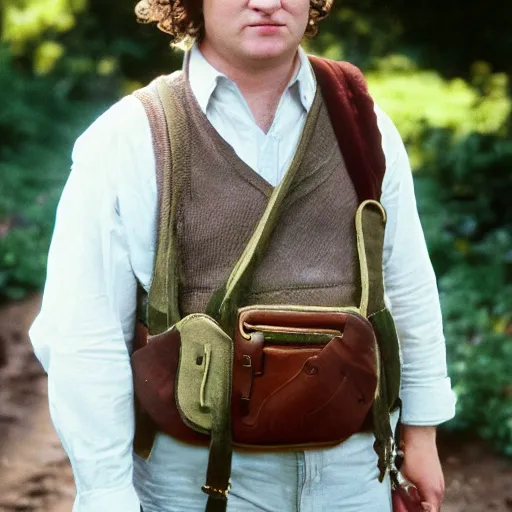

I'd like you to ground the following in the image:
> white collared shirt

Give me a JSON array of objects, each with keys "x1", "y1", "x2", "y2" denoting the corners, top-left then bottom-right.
[
  {"x1": 29, "y1": 44, "x2": 455, "y2": 512},
  {"x1": 188, "y1": 45, "x2": 316, "y2": 185}
]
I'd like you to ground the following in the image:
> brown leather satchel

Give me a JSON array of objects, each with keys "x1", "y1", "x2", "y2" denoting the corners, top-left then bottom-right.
[
  {"x1": 231, "y1": 305, "x2": 378, "y2": 448},
  {"x1": 132, "y1": 322, "x2": 208, "y2": 445},
  {"x1": 132, "y1": 306, "x2": 379, "y2": 449},
  {"x1": 132, "y1": 305, "x2": 380, "y2": 512}
]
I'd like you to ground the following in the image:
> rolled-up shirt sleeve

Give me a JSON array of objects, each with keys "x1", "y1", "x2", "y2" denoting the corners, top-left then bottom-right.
[
  {"x1": 376, "y1": 105, "x2": 456, "y2": 426},
  {"x1": 29, "y1": 98, "x2": 146, "y2": 512}
]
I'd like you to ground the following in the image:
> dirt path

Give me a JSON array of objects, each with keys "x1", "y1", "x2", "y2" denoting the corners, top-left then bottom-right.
[
  {"x1": 0, "y1": 295, "x2": 74, "y2": 512},
  {"x1": 0, "y1": 295, "x2": 511, "y2": 511},
  {"x1": 440, "y1": 434, "x2": 512, "y2": 512}
]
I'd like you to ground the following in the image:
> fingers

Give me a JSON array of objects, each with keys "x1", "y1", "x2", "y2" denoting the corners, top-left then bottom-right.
[{"x1": 420, "y1": 481, "x2": 444, "y2": 512}]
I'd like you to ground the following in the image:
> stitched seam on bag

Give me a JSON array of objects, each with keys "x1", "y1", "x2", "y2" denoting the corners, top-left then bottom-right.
[{"x1": 368, "y1": 306, "x2": 387, "y2": 319}]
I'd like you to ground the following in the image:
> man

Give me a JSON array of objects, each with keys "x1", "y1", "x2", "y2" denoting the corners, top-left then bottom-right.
[{"x1": 29, "y1": 0, "x2": 455, "y2": 511}]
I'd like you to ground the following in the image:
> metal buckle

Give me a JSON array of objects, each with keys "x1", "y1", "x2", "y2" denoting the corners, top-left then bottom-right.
[{"x1": 201, "y1": 481, "x2": 232, "y2": 499}]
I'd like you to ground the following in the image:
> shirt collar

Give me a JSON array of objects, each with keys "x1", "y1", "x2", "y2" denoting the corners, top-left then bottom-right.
[{"x1": 187, "y1": 43, "x2": 317, "y2": 115}]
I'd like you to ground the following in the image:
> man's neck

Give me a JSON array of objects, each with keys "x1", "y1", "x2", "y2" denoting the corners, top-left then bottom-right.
[{"x1": 198, "y1": 43, "x2": 300, "y2": 133}]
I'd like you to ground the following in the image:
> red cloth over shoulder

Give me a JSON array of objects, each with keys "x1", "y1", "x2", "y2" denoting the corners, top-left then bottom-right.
[{"x1": 309, "y1": 56, "x2": 386, "y2": 202}]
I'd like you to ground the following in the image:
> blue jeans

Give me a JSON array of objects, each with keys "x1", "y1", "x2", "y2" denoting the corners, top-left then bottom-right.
[{"x1": 133, "y1": 414, "x2": 398, "y2": 512}]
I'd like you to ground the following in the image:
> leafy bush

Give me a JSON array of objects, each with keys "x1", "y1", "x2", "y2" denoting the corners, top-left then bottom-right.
[
  {"x1": 367, "y1": 65, "x2": 510, "y2": 167},
  {"x1": 0, "y1": 0, "x2": 180, "y2": 302},
  {"x1": 0, "y1": 46, "x2": 104, "y2": 301},
  {"x1": 415, "y1": 128, "x2": 512, "y2": 454}
]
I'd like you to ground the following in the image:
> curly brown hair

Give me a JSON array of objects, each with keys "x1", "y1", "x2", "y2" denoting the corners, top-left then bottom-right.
[{"x1": 135, "y1": 0, "x2": 333, "y2": 46}]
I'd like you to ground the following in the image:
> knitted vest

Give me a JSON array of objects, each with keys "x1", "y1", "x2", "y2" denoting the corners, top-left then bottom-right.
[
  {"x1": 133, "y1": 57, "x2": 401, "y2": 477},
  {"x1": 148, "y1": 72, "x2": 360, "y2": 318}
]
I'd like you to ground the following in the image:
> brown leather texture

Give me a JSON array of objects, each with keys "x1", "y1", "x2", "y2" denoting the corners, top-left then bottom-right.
[
  {"x1": 132, "y1": 309, "x2": 379, "y2": 450},
  {"x1": 131, "y1": 321, "x2": 208, "y2": 445},
  {"x1": 231, "y1": 309, "x2": 378, "y2": 448}
]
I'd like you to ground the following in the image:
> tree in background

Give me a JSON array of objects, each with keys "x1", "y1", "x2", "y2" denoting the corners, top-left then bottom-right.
[{"x1": 1, "y1": 0, "x2": 511, "y2": 455}]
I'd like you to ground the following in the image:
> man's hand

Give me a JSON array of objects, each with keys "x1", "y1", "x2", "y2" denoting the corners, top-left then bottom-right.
[{"x1": 400, "y1": 425, "x2": 445, "y2": 512}]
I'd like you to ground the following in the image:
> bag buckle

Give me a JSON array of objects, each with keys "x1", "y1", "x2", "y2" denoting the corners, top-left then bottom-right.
[{"x1": 201, "y1": 481, "x2": 232, "y2": 499}]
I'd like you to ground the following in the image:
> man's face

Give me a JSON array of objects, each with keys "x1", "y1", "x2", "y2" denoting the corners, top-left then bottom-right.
[{"x1": 201, "y1": 0, "x2": 310, "y2": 64}]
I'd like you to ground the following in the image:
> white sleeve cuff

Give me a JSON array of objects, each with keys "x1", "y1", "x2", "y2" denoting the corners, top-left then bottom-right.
[
  {"x1": 400, "y1": 377, "x2": 456, "y2": 426},
  {"x1": 73, "y1": 484, "x2": 140, "y2": 512}
]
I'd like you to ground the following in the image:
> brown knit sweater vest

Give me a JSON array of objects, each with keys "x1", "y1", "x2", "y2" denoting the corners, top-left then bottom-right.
[{"x1": 150, "y1": 72, "x2": 360, "y2": 319}]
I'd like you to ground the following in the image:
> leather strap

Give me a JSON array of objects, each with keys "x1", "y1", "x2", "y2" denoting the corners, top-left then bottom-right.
[
  {"x1": 174, "y1": 314, "x2": 234, "y2": 510},
  {"x1": 355, "y1": 202, "x2": 394, "y2": 479},
  {"x1": 203, "y1": 403, "x2": 232, "y2": 512}
]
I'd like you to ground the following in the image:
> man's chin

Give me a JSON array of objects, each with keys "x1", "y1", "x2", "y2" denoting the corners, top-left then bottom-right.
[{"x1": 240, "y1": 40, "x2": 292, "y2": 62}]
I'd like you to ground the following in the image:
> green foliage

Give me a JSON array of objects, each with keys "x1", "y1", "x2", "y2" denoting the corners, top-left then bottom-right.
[
  {"x1": 2, "y1": 0, "x2": 87, "y2": 53},
  {"x1": 0, "y1": 0, "x2": 180, "y2": 302},
  {"x1": 369, "y1": 69, "x2": 510, "y2": 136},
  {"x1": 313, "y1": 1, "x2": 512, "y2": 81},
  {"x1": 367, "y1": 67, "x2": 510, "y2": 167},
  {"x1": 0, "y1": 46, "x2": 106, "y2": 300},
  {"x1": 307, "y1": 6, "x2": 401, "y2": 65},
  {"x1": 415, "y1": 129, "x2": 512, "y2": 454}
]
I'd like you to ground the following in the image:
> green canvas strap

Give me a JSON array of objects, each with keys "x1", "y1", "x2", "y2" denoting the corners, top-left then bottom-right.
[
  {"x1": 159, "y1": 75, "x2": 188, "y2": 330},
  {"x1": 205, "y1": 90, "x2": 323, "y2": 334},
  {"x1": 145, "y1": 75, "x2": 190, "y2": 334},
  {"x1": 148, "y1": 78, "x2": 235, "y2": 509},
  {"x1": 355, "y1": 199, "x2": 387, "y2": 317},
  {"x1": 174, "y1": 314, "x2": 234, "y2": 511},
  {"x1": 354, "y1": 200, "x2": 397, "y2": 479}
]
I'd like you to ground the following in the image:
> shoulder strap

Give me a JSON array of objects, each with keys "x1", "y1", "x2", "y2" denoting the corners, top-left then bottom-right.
[
  {"x1": 133, "y1": 74, "x2": 185, "y2": 334},
  {"x1": 308, "y1": 56, "x2": 386, "y2": 202},
  {"x1": 131, "y1": 80, "x2": 173, "y2": 460},
  {"x1": 309, "y1": 58, "x2": 396, "y2": 480},
  {"x1": 205, "y1": 91, "x2": 323, "y2": 333},
  {"x1": 132, "y1": 78, "x2": 172, "y2": 333},
  {"x1": 133, "y1": 79, "x2": 171, "y2": 221}
]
